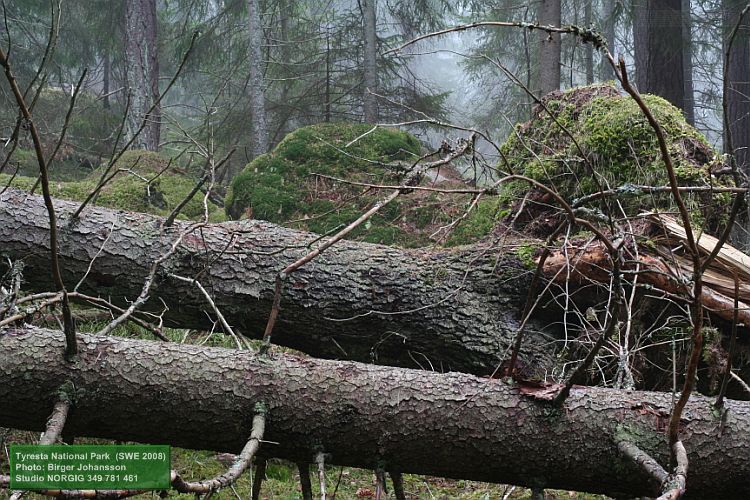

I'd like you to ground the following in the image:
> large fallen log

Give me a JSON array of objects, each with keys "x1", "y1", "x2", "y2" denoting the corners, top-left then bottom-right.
[
  {"x1": 0, "y1": 327, "x2": 748, "y2": 499},
  {"x1": 0, "y1": 188, "x2": 555, "y2": 375}
]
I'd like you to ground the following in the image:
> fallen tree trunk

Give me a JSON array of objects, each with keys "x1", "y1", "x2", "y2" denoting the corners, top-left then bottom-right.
[
  {"x1": 0, "y1": 327, "x2": 748, "y2": 499},
  {"x1": 0, "y1": 188, "x2": 556, "y2": 375}
]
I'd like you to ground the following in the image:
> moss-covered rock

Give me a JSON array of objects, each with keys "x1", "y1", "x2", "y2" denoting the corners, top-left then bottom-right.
[
  {"x1": 226, "y1": 123, "x2": 495, "y2": 247},
  {"x1": 499, "y1": 84, "x2": 732, "y2": 234},
  {"x1": 0, "y1": 150, "x2": 226, "y2": 222}
]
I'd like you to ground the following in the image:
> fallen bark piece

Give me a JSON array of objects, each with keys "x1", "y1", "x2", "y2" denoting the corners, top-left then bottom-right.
[
  {"x1": 0, "y1": 188, "x2": 554, "y2": 375},
  {"x1": 0, "y1": 328, "x2": 748, "y2": 499}
]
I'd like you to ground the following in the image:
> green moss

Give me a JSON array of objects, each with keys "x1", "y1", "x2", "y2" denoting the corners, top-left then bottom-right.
[
  {"x1": 499, "y1": 84, "x2": 732, "y2": 232},
  {"x1": 0, "y1": 149, "x2": 227, "y2": 222},
  {"x1": 227, "y1": 123, "x2": 443, "y2": 246},
  {"x1": 516, "y1": 245, "x2": 538, "y2": 269},
  {"x1": 445, "y1": 198, "x2": 503, "y2": 246}
]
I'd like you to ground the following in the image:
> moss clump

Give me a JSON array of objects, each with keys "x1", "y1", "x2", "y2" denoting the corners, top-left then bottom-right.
[
  {"x1": 226, "y1": 123, "x2": 420, "y2": 220},
  {"x1": 0, "y1": 149, "x2": 226, "y2": 222},
  {"x1": 499, "y1": 84, "x2": 732, "y2": 234},
  {"x1": 227, "y1": 123, "x2": 492, "y2": 247},
  {"x1": 516, "y1": 244, "x2": 537, "y2": 269}
]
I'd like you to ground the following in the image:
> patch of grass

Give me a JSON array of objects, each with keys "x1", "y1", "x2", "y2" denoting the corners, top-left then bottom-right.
[
  {"x1": 0, "y1": 149, "x2": 226, "y2": 222},
  {"x1": 445, "y1": 198, "x2": 503, "y2": 246}
]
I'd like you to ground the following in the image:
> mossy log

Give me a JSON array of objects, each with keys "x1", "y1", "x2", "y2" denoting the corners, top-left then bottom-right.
[
  {"x1": 0, "y1": 328, "x2": 748, "y2": 499},
  {"x1": 0, "y1": 188, "x2": 555, "y2": 375}
]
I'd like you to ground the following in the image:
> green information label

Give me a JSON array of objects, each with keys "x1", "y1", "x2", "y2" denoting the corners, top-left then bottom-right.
[{"x1": 10, "y1": 445, "x2": 170, "y2": 490}]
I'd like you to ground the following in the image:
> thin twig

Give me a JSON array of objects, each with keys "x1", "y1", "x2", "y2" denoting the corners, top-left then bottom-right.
[
  {"x1": 0, "y1": 41, "x2": 76, "y2": 359},
  {"x1": 261, "y1": 135, "x2": 476, "y2": 347},
  {"x1": 715, "y1": 270, "x2": 739, "y2": 408},
  {"x1": 169, "y1": 273, "x2": 249, "y2": 350},
  {"x1": 72, "y1": 31, "x2": 199, "y2": 219},
  {"x1": 613, "y1": 56, "x2": 703, "y2": 469},
  {"x1": 553, "y1": 256, "x2": 622, "y2": 406},
  {"x1": 163, "y1": 148, "x2": 235, "y2": 228}
]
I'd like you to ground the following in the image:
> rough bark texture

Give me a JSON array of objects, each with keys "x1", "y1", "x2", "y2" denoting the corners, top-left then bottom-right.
[
  {"x1": 0, "y1": 189, "x2": 556, "y2": 376},
  {"x1": 247, "y1": 0, "x2": 269, "y2": 157},
  {"x1": 0, "y1": 328, "x2": 748, "y2": 499},
  {"x1": 362, "y1": 0, "x2": 378, "y2": 123},
  {"x1": 633, "y1": 0, "x2": 686, "y2": 113},
  {"x1": 537, "y1": 0, "x2": 561, "y2": 96},
  {"x1": 124, "y1": 0, "x2": 160, "y2": 151},
  {"x1": 600, "y1": 0, "x2": 616, "y2": 80},
  {"x1": 724, "y1": 0, "x2": 750, "y2": 172},
  {"x1": 681, "y1": 0, "x2": 695, "y2": 125},
  {"x1": 584, "y1": 0, "x2": 594, "y2": 85}
]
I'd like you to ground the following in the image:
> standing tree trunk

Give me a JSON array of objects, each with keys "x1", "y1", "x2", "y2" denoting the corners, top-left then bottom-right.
[
  {"x1": 362, "y1": 0, "x2": 378, "y2": 123},
  {"x1": 102, "y1": 52, "x2": 111, "y2": 109},
  {"x1": 584, "y1": 0, "x2": 594, "y2": 84},
  {"x1": 724, "y1": 0, "x2": 750, "y2": 173},
  {"x1": 633, "y1": 0, "x2": 686, "y2": 113},
  {"x1": 124, "y1": 0, "x2": 160, "y2": 151},
  {"x1": 248, "y1": 0, "x2": 269, "y2": 158},
  {"x1": 682, "y1": 0, "x2": 695, "y2": 125},
  {"x1": 538, "y1": 0, "x2": 561, "y2": 96},
  {"x1": 325, "y1": 26, "x2": 332, "y2": 122},
  {"x1": 600, "y1": 0, "x2": 616, "y2": 80}
]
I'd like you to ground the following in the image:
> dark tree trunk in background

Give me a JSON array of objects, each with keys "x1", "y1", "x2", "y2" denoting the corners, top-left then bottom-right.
[
  {"x1": 0, "y1": 189, "x2": 557, "y2": 376},
  {"x1": 247, "y1": 0, "x2": 269, "y2": 157},
  {"x1": 724, "y1": 0, "x2": 750, "y2": 172},
  {"x1": 1, "y1": 329, "x2": 748, "y2": 499},
  {"x1": 682, "y1": 0, "x2": 695, "y2": 125},
  {"x1": 124, "y1": 0, "x2": 160, "y2": 151},
  {"x1": 538, "y1": 0, "x2": 561, "y2": 95},
  {"x1": 362, "y1": 0, "x2": 378, "y2": 123},
  {"x1": 633, "y1": 0, "x2": 686, "y2": 113}
]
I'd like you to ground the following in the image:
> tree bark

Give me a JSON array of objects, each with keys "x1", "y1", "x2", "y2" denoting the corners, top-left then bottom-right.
[
  {"x1": 724, "y1": 0, "x2": 750, "y2": 173},
  {"x1": 247, "y1": 0, "x2": 269, "y2": 157},
  {"x1": 584, "y1": 0, "x2": 594, "y2": 85},
  {"x1": 0, "y1": 188, "x2": 556, "y2": 376},
  {"x1": 599, "y1": 0, "x2": 616, "y2": 80},
  {"x1": 0, "y1": 328, "x2": 748, "y2": 499},
  {"x1": 124, "y1": 0, "x2": 160, "y2": 151},
  {"x1": 633, "y1": 0, "x2": 686, "y2": 113},
  {"x1": 102, "y1": 52, "x2": 110, "y2": 110},
  {"x1": 537, "y1": 0, "x2": 561, "y2": 96},
  {"x1": 362, "y1": 0, "x2": 378, "y2": 123},
  {"x1": 682, "y1": 0, "x2": 695, "y2": 125}
]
